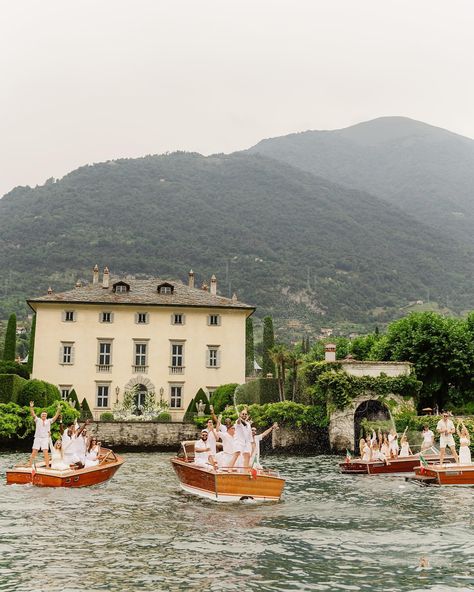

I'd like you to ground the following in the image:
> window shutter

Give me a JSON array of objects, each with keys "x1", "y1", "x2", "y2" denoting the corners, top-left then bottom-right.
[
  {"x1": 61, "y1": 311, "x2": 66, "y2": 322},
  {"x1": 207, "y1": 315, "x2": 210, "y2": 326},
  {"x1": 110, "y1": 312, "x2": 114, "y2": 323},
  {"x1": 216, "y1": 348, "x2": 221, "y2": 368},
  {"x1": 182, "y1": 314, "x2": 186, "y2": 325},
  {"x1": 135, "y1": 313, "x2": 138, "y2": 324},
  {"x1": 71, "y1": 345, "x2": 75, "y2": 365},
  {"x1": 59, "y1": 345, "x2": 64, "y2": 364},
  {"x1": 170, "y1": 314, "x2": 174, "y2": 325},
  {"x1": 206, "y1": 349, "x2": 210, "y2": 367},
  {"x1": 98, "y1": 312, "x2": 102, "y2": 323},
  {"x1": 217, "y1": 315, "x2": 221, "y2": 326}
]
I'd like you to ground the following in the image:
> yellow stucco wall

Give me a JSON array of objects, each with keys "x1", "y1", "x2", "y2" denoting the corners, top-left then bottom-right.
[{"x1": 31, "y1": 303, "x2": 248, "y2": 419}]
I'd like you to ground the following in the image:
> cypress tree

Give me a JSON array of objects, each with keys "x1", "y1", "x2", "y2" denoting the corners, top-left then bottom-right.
[
  {"x1": 68, "y1": 388, "x2": 81, "y2": 410},
  {"x1": 81, "y1": 397, "x2": 93, "y2": 420},
  {"x1": 262, "y1": 316, "x2": 275, "y2": 376},
  {"x1": 301, "y1": 336, "x2": 306, "y2": 354},
  {"x1": 27, "y1": 314, "x2": 36, "y2": 373},
  {"x1": 245, "y1": 317, "x2": 254, "y2": 376},
  {"x1": 184, "y1": 397, "x2": 197, "y2": 421},
  {"x1": 194, "y1": 388, "x2": 210, "y2": 414},
  {"x1": 3, "y1": 314, "x2": 17, "y2": 361},
  {"x1": 305, "y1": 335, "x2": 310, "y2": 354}
]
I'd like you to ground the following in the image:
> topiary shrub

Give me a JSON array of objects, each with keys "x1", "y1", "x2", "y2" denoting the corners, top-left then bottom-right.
[
  {"x1": 81, "y1": 397, "x2": 93, "y2": 420},
  {"x1": 156, "y1": 412, "x2": 171, "y2": 423},
  {"x1": 0, "y1": 361, "x2": 30, "y2": 379},
  {"x1": 0, "y1": 374, "x2": 28, "y2": 403},
  {"x1": 194, "y1": 388, "x2": 210, "y2": 415},
  {"x1": 68, "y1": 388, "x2": 81, "y2": 410},
  {"x1": 100, "y1": 412, "x2": 114, "y2": 422},
  {"x1": 45, "y1": 383, "x2": 61, "y2": 406},
  {"x1": 210, "y1": 383, "x2": 238, "y2": 413},
  {"x1": 17, "y1": 379, "x2": 49, "y2": 407},
  {"x1": 183, "y1": 397, "x2": 197, "y2": 421}
]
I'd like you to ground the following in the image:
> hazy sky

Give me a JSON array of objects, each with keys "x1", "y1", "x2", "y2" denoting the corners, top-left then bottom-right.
[{"x1": 1, "y1": 0, "x2": 473, "y2": 197}]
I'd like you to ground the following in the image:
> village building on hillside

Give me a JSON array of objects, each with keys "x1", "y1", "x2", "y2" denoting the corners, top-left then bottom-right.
[{"x1": 28, "y1": 266, "x2": 254, "y2": 420}]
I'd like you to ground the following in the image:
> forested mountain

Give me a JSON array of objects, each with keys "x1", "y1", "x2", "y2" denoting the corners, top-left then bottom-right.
[
  {"x1": 248, "y1": 117, "x2": 474, "y2": 244},
  {"x1": 1, "y1": 151, "x2": 474, "y2": 334}
]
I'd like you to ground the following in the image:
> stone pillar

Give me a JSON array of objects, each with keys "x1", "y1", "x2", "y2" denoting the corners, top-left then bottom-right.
[
  {"x1": 188, "y1": 269, "x2": 195, "y2": 288},
  {"x1": 325, "y1": 343, "x2": 336, "y2": 362}
]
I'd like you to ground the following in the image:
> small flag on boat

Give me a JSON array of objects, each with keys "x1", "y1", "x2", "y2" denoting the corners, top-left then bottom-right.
[
  {"x1": 345, "y1": 449, "x2": 351, "y2": 463},
  {"x1": 419, "y1": 453, "x2": 428, "y2": 474}
]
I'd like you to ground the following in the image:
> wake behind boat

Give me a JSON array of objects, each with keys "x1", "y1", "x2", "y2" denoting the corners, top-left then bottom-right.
[
  {"x1": 171, "y1": 441, "x2": 285, "y2": 502},
  {"x1": 6, "y1": 448, "x2": 124, "y2": 487}
]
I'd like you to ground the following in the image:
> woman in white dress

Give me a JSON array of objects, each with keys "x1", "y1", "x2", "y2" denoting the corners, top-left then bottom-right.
[
  {"x1": 398, "y1": 434, "x2": 412, "y2": 457},
  {"x1": 457, "y1": 422, "x2": 471, "y2": 465},
  {"x1": 362, "y1": 441, "x2": 371, "y2": 461},
  {"x1": 51, "y1": 440, "x2": 70, "y2": 470},
  {"x1": 388, "y1": 429, "x2": 399, "y2": 459},
  {"x1": 84, "y1": 438, "x2": 101, "y2": 468}
]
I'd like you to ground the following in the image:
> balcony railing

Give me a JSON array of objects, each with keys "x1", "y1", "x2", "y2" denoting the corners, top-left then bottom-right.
[
  {"x1": 132, "y1": 365, "x2": 148, "y2": 374},
  {"x1": 96, "y1": 364, "x2": 112, "y2": 373},
  {"x1": 169, "y1": 366, "x2": 184, "y2": 375}
]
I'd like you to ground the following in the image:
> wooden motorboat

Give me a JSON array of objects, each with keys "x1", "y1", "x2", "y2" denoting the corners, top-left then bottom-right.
[
  {"x1": 171, "y1": 441, "x2": 285, "y2": 502},
  {"x1": 6, "y1": 448, "x2": 124, "y2": 487},
  {"x1": 340, "y1": 448, "x2": 451, "y2": 475},
  {"x1": 409, "y1": 463, "x2": 474, "y2": 486}
]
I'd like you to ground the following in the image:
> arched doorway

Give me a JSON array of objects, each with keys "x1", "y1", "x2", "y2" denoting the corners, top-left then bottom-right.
[
  {"x1": 353, "y1": 399, "x2": 391, "y2": 451},
  {"x1": 134, "y1": 384, "x2": 148, "y2": 415}
]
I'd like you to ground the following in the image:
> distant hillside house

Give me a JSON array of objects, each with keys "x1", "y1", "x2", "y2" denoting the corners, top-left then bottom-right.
[{"x1": 28, "y1": 266, "x2": 254, "y2": 420}]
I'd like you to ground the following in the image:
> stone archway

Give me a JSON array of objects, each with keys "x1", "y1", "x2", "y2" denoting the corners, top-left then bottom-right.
[
  {"x1": 353, "y1": 399, "x2": 390, "y2": 451},
  {"x1": 328, "y1": 393, "x2": 414, "y2": 452},
  {"x1": 124, "y1": 376, "x2": 156, "y2": 393}
]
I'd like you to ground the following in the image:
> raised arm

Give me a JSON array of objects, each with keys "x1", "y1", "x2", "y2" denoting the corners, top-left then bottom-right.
[
  {"x1": 76, "y1": 418, "x2": 90, "y2": 437},
  {"x1": 29, "y1": 401, "x2": 37, "y2": 420},
  {"x1": 51, "y1": 403, "x2": 62, "y2": 424},
  {"x1": 260, "y1": 423, "x2": 279, "y2": 440}
]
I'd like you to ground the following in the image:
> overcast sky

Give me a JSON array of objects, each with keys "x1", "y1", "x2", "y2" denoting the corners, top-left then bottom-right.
[{"x1": 1, "y1": 0, "x2": 473, "y2": 197}]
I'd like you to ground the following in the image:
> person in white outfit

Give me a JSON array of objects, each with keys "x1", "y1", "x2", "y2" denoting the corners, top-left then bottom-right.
[
  {"x1": 421, "y1": 425, "x2": 435, "y2": 451},
  {"x1": 62, "y1": 420, "x2": 90, "y2": 467},
  {"x1": 230, "y1": 408, "x2": 253, "y2": 469},
  {"x1": 29, "y1": 401, "x2": 61, "y2": 468},
  {"x1": 457, "y1": 422, "x2": 471, "y2": 465},
  {"x1": 194, "y1": 430, "x2": 216, "y2": 469},
  {"x1": 388, "y1": 429, "x2": 399, "y2": 459},
  {"x1": 84, "y1": 437, "x2": 101, "y2": 468},
  {"x1": 398, "y1": 434, "x2": 412, "y2": 457},
  {"x1": 215, "y1": 424, "x2": 238, "y2": 469},
  {"x1": 437, "y1": 412, "x2": 459, "y2": 464},
  {"x1": 250, "y1": 423, "x2": 278, "y2": 469},
  {"x1": 51, "y1": 440, "x2": 70, "y2": 470}
]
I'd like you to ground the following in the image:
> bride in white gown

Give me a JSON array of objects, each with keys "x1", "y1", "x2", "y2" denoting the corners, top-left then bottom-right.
[{"x1": 457, "y1": 422, "x2": 471, "y2": 465}]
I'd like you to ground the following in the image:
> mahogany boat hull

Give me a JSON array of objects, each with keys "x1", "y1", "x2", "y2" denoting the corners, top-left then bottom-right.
[
  {"x1": 6, "y1": 450, "x2": 124, "y2": 487},
  {"x1": 340, "y1": 453, "x2": 449, "y2": 475},
  {"x1": 171, "y1": 458, "x2": 285, "y2": 502},
  {"x1": 412, "y1": 464, "x2": 474, "y2": 486}
]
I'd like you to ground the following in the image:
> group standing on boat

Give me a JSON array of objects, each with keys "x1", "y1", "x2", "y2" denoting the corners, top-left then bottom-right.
[{"x1": 194, "y1": 406, "x2": 278, "y2": 472}]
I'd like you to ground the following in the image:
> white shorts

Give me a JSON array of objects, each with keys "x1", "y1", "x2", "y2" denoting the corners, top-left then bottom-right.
[
  {"x1": 234, "y1": 441, "x2": 251, "y2": 454},
  {"x1": 440, "y1": 434, "x2": 455, "y2": 448},
  {"x1": 32, "y1": 437, "x2": 49, "y2": 451}
]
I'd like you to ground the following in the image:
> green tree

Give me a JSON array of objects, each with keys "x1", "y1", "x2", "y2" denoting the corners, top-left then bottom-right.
[
  {"x1": 68, "y1": 388, "x2": 81, "y2": 410},
  {"x1": 286, "y1": 349, "x2": 302, "y2": 401},
  {"x1": 210, "y1": 383, "x2": 238, "y2": 413},
  {"x1": 80, "y1": 397, "x2": 93, "y2": 420},
  {"x1": 245, "y1": 317, "x2": 254, "y2": 377},
  {"x1": 184, "y1": 397, "x2": 197, "y2": 421},
  {"x1": 27, "y1": 314, "x2": 36, "y2": 373},
  {"x1": 194, "y1": 388, "x2": 210, "y2": 414},
  {"x1": 3, "y1": 314, "x2": 17, "y2": 361},
  {"x1": 262, "y1": 316, "x2": 275, "y2": 376},
  {"x1": 270, "y1": 344, "x2": 289, "y2": 402}
]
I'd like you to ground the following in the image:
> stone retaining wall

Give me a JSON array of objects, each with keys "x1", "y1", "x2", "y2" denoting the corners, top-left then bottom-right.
[{"x1": 88, "y1": 421, "x2": 200, "y2": 450}]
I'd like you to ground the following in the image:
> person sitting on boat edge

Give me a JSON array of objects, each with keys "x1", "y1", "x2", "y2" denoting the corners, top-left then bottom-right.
[
  {"x1": 84, "y1": 437, "x2": 101, "y2": 468},
  {"x1": 194, "y1": 430, "x2": 217, "y2": 469},
  {"x1": 28, "y1": 400, "x2": 62, "y2": 468},
  {"x1": 51, "y1": 439, "x2": 70, "y2": 471},
  {"x1": 250, "y1": 423, "x2": 279, "y2": 469},
  {"x1": 437, "y1": 411, "x2": 459, "y2": 465}
]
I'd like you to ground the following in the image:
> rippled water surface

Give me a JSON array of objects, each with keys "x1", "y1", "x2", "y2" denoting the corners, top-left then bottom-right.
[{"x1": 1, "y1": 452, "x2": 474, "y2": 592}]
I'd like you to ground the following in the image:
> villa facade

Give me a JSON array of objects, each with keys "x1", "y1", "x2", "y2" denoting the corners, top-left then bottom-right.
[{"x1": 28, "y1": 266, "x2": 254, "y2": 420}]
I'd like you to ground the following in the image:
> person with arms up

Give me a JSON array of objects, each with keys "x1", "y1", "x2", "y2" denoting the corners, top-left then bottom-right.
[
  {"x1": 29, "y1": 401, "x2": 61, "y2": 468},
  {"x1": 437, "y1": 411, "x2": 459, "y2": 465}
]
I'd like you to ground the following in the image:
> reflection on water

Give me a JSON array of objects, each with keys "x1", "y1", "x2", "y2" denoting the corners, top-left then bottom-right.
[{"x1": 1, "y1": 453, "x2": 474, "y2": 591}]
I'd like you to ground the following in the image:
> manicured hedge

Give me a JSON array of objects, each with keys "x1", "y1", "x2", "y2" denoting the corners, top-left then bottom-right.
[
  {"x1": 0, "y1": 374, "x2": 28, "y2": 404},
  {"x1": 17, "y1": 379, "x2": 61, "y2": 407}
]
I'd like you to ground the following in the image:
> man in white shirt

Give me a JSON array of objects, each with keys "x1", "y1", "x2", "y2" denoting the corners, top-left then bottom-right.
[
  {"x1": 194, "y1": 430, "x2": 216, "y2": 469},
  {"x1": 29, "y1": 400, "x2": 61, "y2": 468},
  {"x1": 215, "y1": 424, "x2": 238, "y2": 469},
  {"x1": 421, "y1": 425, "x2": 435, "y2": 451},
  {"x1": 437, "y1": 412, "x2": 459, "y2": 464}
]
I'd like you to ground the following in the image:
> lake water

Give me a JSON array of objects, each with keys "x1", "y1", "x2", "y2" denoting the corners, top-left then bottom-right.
[{"x1": 1, "y1": 452, "x2": 473, "y2": 592}]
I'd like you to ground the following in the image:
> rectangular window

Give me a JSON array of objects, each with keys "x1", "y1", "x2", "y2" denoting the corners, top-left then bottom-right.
[
  {"x1": 115, "y1": 285, "x2": 127, "y2": 293},
  {"x1": 100, "y1": 312, "x2": 113, "y2": 323},
  {"x1": 98, "y1": 342, "x2": 112, "y2": 365},
  {"x1": 208, "y1": 314, "x2": 221, "y2": 326},
  {"x1": 207, "y1": 346, "x2": 220, "y2": 368},
  {"x1": 170, "y1": 385, "x2": 183, "y2": 409},
  {"x1": 60, "y1": 342, "x2": 74, "y2": 365},
  {"x1": 136, "y1": 312, "x2": 149, "y2": 324},
  {"x1": 59, "y1": 386, "x2": 71, "y2": 401},
  {"x1": 63, "y1": 310, "x2": 75, "y2": 322},
  {"x1": 171, "y1": 343, "x2": 183, "y2": 367},
  {"x1": 172, "y1": 313, "x2": 185, "y2": 325},
  {"x1": 96, "y1": 384, "x2": 110, "y2": 408},
  {"x1": 135, "y1": 343, "x2": 147, "y2": 366}
]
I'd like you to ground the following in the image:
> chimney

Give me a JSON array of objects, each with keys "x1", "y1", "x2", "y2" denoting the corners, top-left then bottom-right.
[
  {"x1": 324, "y1": 343, "x2": 336, "y2": 362},
  {"x1": 188, "y1": 269, "x2": 195, "y2": 289},
  {"x1": 92, "y1": 264, "x2": 99, "y2": 285},
  {"x1": 102, "y1": 267, "x2": 110, "y2": 289},
  {"x1": 75, "y1": 280, "x2": 82, "y2": 288},
  {"x1": 210, "y1": 274, "x2": 217, "y2": 296},
  {"x1": 47, "y1": 286, "x2": 53, "y2": 295},
  {"x1": 201, "y1": 282, "x2": 209, "y2": 292},
  {"x1": 232, "y1": 293, "x2": 238, "y2": 302}
]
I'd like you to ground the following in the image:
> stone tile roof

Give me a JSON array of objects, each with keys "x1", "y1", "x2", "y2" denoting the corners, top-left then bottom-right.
[{"x1": 28, "y1": 277, "x2": 254, "y2": 311}]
